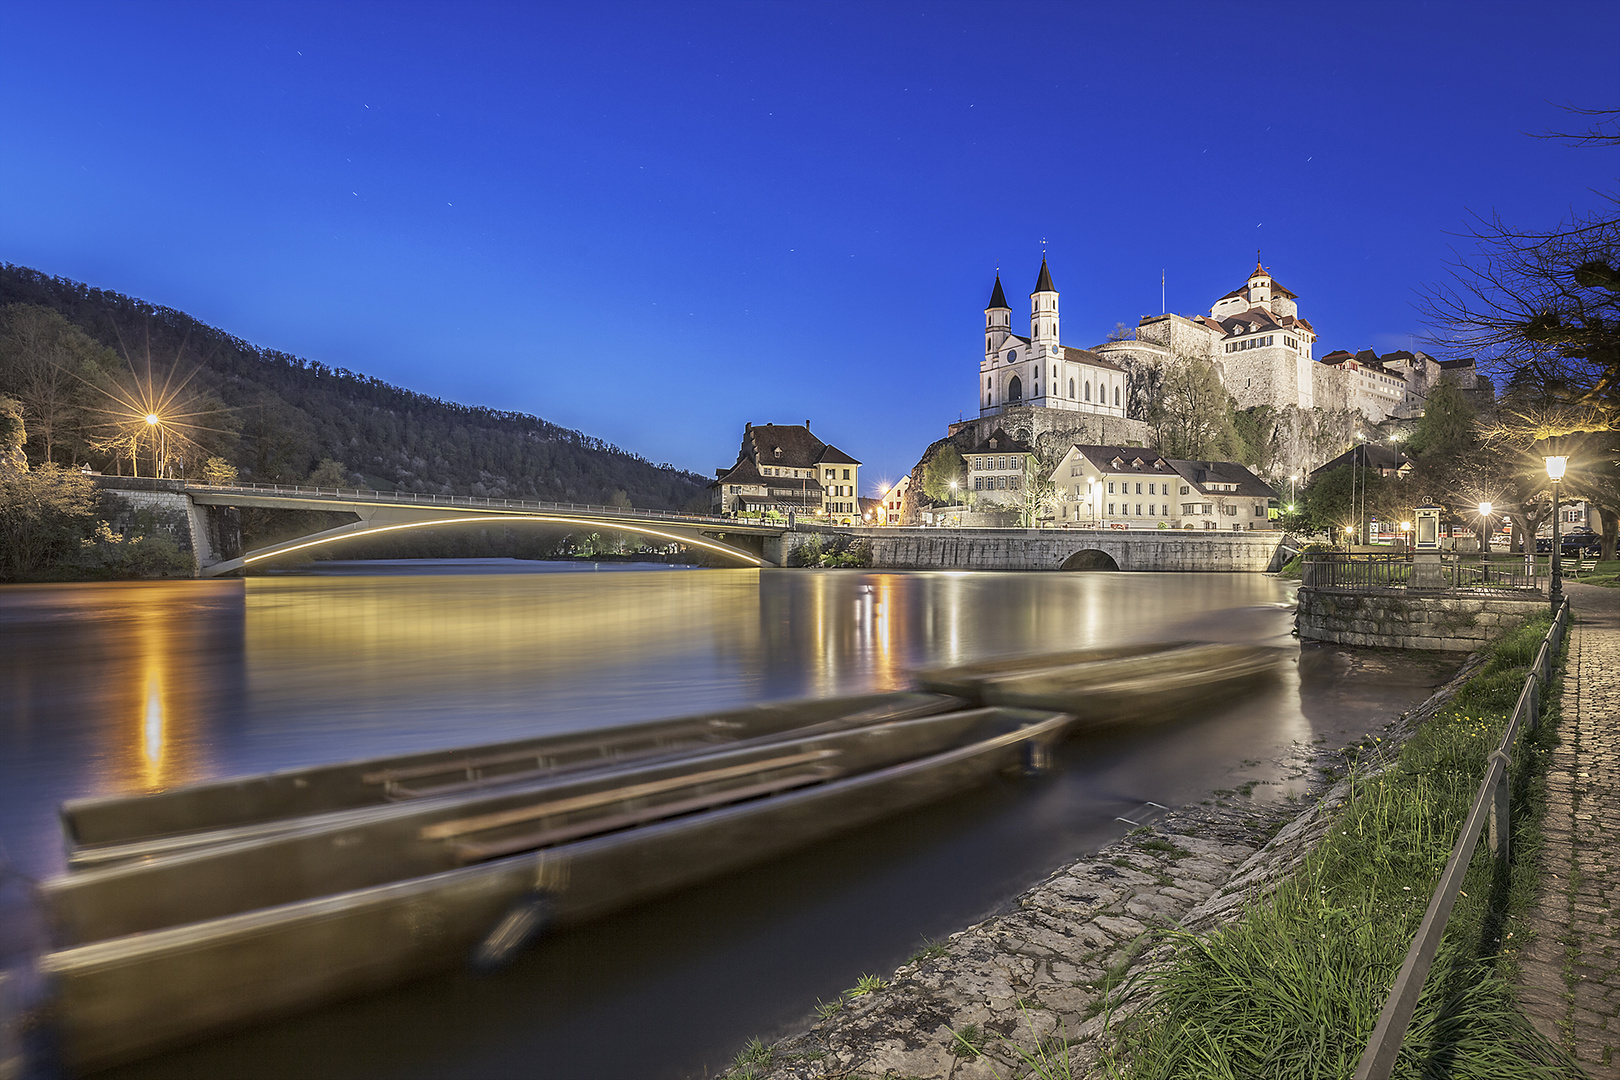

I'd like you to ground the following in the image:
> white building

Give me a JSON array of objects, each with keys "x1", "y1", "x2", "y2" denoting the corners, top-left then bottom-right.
[
  {"x1": 1049, "y1": 445, "x2": 1277, "y2": 531},
  {"x1": 980, "y1": 260, "x2": 1129, "y2": 421}
]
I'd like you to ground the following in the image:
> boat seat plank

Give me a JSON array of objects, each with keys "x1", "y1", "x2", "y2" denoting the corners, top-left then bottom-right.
[
  {"x1": 419, "y1": 749, "x2": 840, "y2": 841},
  {"x1": 360, "y1": 721, "x2": 723, "y2": 788},
  {"x1": 381, "y1": 738, "x2": 727, "y2": 800},
  {"x1": 448, "y1": 767, "x2": 839, "y2": 863}
]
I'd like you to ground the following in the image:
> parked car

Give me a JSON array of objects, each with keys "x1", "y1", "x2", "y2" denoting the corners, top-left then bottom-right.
[{"x1": 1534, "y1": 530, "x2": 1601, "y2": 556}]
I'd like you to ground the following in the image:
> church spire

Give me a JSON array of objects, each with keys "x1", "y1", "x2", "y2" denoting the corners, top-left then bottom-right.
[
  {"x1": 987, "y1": 274, "x2": 1008, "y2": 310},
  {"x1": 1035, "y1": 257, "x2": 1055, "y2": 293}
]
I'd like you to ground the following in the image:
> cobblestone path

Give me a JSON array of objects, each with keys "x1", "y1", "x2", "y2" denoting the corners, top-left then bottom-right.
[{"x1": 1520, "y1": 582, "x2": 1620, "y2": 1076}]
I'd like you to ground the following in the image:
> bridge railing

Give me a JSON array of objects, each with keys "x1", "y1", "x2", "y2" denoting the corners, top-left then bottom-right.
[
  {"x1": 1302, "y1": 552, "x2": 1546, "y2": 595},
  {"x1": 147, "y1": 478, "x2": 753, "y2": 530}
]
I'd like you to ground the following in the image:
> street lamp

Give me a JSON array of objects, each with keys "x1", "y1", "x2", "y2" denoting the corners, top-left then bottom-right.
[
  {"x1": 1400, "y1": 520, "x2": 1412, "y2": 552},
  {"x1": 1547, "y1": 448, "x2": 1568, "y2": 611},
  {"x1": 1478, "y1": 502, "x2": 1493, "y2": 565},
  {"x1": 1344, "y1": 524, "x2": 1354, "y2": 553},
  {"x1": 144, "y1": 412, "x2": 165, "y2": 479}
]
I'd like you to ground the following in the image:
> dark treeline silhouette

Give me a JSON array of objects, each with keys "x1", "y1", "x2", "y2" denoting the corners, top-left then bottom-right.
[{"x1": 0, "y1": 265, "x2": 711, "y2": 510}]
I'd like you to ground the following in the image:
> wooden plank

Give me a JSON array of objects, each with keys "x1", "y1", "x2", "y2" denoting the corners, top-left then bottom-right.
[
  {"x1": 448, "y1": 768, "x2": 838, "y2": 863},
  {"x1": 418, "y1": 749, "x2": 839, "y2": 841},
  {"x1": 360, "y1": 720, "x2": 720, "y2": 786}
]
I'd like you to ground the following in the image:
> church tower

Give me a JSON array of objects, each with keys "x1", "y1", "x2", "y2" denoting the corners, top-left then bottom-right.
[
  {"x1": 984, "y1": 274, "x2": 1011, "y2": 358},
  {"x1": 1030, "y1": 257, "x2": 1059, "y2": 353}
]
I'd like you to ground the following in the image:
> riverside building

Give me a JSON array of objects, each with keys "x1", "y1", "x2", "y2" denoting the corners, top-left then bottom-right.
[{"x1": 709, "y1": 422, "x2": 862, "y2": 524}]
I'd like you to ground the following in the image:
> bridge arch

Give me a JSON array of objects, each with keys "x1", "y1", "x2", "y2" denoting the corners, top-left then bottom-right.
[
  {"x1": 1059, "y1": 548, "x2": 1120, "y2": 571},
  {"x1": 204, "y1": 513, "x2": 768, "y2": 577}
]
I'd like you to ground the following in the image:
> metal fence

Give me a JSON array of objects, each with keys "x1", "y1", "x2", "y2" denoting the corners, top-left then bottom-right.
[
  {"x1": 1352, "y1": 597, "x2": 1570, "y2": 1080},
  {"x1": 1302, "y1": 552, "x2": 1547, "y2": 595}
]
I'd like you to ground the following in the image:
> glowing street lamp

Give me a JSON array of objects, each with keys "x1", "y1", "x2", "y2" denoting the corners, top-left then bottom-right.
[
  {"x1": 1478, "y1": 501, "x2": 1493, "y2": 564},
  {"x1": 1547, "y1": 447, "x2": 1568, "y2": 610},
  {"x1": 1400, "y1": 520, "x2": 1412, "y2": 552},
  {"x1": 144, "y1": 412, "x2": 166, "y2": 479},
  {"x1": 1344, "y1": 524, "x2": 1354, "y2": 553}
]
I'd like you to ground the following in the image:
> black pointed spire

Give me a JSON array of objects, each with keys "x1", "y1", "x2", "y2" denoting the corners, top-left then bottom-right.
[
  {"x1": 1034, "y1": 257, "x2": 1055, "y2": 293},
  {"x1": 987, "y1": 274, "x2": 1008, "y2": 310}
]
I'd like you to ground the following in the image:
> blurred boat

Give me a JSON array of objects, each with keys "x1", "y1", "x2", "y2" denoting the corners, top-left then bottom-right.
[
  {"x1": 39, "y1": 705, "x2": 1069, "y2": 1074},
  {"x1": 60, "y1": 691, "x2": 960, "y2": 870},
  {"x1": 915, "y1": 641, "x2": 1285, "y2": 726}
]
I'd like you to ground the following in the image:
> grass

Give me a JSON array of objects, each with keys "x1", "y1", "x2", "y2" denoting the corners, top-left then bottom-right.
[{"x1": 1102, "y1": 614, "x2": 1583, "y2": 1079}]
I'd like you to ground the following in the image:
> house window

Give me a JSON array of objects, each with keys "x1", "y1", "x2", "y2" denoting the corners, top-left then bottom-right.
[
  {"x1": 1148, "y1": 483, "x2": 1156, "y2": 495},
  {"x1": 1136, "y1": 483, "x2": 1143, "y2": 494},
  {"x1": 974, "y1": 477, "x2": 982, "y2": 490},
  {"x1": 1136, "y1": 503, "x2": 1143, "y2": 516},
  {"x1": 1108, "y1": 482, "x2": 1115, "y2": 494},
  {"x1": 843, "y1": 469, "x2": 850, "y2": 480},
  {"x1": 1108, "y1": 502, "x2": 1115, "y2": 515},
  {"x1": 1180, "y1": 485, "x2": 1189, "y2": 495}
]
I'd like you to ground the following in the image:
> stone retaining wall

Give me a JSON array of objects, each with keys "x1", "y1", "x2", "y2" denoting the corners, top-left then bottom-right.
[
  {"x1": 1297, "y1": 586, "x2": 1545, "y2": 651},
  {"x1": 97, "y1": 488, "x2": 240, "y2": 571},
  {"x1": 847, "y1": 528, "x2": 1287, "y2": 572}
]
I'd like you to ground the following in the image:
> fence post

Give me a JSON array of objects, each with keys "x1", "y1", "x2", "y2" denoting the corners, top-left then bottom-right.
[
  {"x1": 1528, "y1": 677, "x2": 1540, "y2": 733},
  {"x1": 1488, "y1": 750, "x2": 1512, "y2": 860}
]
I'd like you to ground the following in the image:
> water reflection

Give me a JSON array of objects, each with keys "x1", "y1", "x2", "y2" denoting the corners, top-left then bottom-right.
[{"x1": 0, "y1": 564, "x2": 1456, "y2": 1080}]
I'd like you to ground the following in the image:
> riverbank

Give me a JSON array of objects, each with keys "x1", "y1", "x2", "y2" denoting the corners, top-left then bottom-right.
[{"x1": 717, "y1": 651, "x2": 1496, "y2": 1080}]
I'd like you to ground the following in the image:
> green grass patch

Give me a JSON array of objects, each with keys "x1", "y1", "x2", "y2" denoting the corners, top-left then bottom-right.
[{"x1": 1107, "y1": 615, "x2": 1581, "y2": 1079}]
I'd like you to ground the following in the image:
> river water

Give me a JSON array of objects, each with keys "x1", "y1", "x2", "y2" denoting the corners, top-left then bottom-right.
[{"x1": 0, "y1": 561, "x2": 1455, "y2": 1078}]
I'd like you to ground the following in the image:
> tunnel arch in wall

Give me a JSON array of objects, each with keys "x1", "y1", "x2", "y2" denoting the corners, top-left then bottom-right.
[{"x1": 1059, "y1": 548, "x2": 1121, "y2": 571}]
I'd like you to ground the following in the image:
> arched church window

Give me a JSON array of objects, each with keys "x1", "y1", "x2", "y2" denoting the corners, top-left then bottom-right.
[
  {"x1": 1069, "y1": 379, "x2": 1075, "y2": 398},
  {"x1": 1114, "y1": 386, "x2": 1121, "y2": 406},
  {"x1": 1084, "y1": 382, "x2": 1091, "y2": 401},
  {"x1": 1008, "y1": 375, "x2": 1023, "y2": 402}
]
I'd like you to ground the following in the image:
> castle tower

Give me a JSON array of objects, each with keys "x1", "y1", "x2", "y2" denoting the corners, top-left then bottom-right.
[
  {"x1": 984, "y1": 274, "x2": 1011, "y2": 358},
  {"x1": 1247, "y1": 258, "x2": 1272, "y2": 308},
  {"x1": 1030, "y1": 257, "x2": 1059, "y2": 352}
]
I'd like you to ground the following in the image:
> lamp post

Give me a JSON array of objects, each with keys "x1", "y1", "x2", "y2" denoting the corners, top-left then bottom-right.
[
  {"x1": 1400, "y1": 520, "x2": 1412, "y2": 552},
  {"x1": 1344, "y1": 524, "x2": 1354, "y2": 553},
  {"x1": 1478, "y1": 502, "x2": 1493, "y2": 565},
  {"x1": 144, "y1": 413, "x2": 165, "y2": 479},
  {"x1": 1547, "y1": 448, "x2": 1567, "y2": 611}
]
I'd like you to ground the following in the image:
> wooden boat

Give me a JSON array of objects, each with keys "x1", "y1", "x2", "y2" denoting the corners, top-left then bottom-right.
[
  {"x1": 39, "y1": 706, "x2": 1070, "y2": 1073},
  {"x1": 911, "y1": 641, "x2": 1194, "y2": 698},
  {"x1": 61, "y1": 691, "x2": 961, "y2": 870},
  {"x1": 978, "y1": 642, "x2": 1287, "y2": 724}
]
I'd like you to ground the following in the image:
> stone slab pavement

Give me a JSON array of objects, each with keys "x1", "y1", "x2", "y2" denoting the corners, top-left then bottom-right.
[{"x1": 1519, "y1": 581, "x2": 1620, "y2": 1076}]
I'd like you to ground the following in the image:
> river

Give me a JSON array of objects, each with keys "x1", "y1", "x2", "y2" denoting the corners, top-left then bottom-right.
[{"x1": 0, "y1": 561, "x2": 1455, "y2": 1078}]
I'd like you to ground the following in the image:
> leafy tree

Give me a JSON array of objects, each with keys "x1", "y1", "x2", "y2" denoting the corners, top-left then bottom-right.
[
  {"x1": 0, "y1": 303, "x2": 120, "y2": 465},
  {"x1": 202, "y1": 456, "x2": 238, "y2": 485},
  {"x1": 308, "y1": 458, "x2": 349, "y2": 487},
  {"x1": 0, "y1": 464, "x2": 100, "y2": 579},
  {"x1": 921, "y1": 443, "x2": 966, "y2": 504},
  {"x1": 0, "y1": 394, "x2": 25, "y2": 474},
  {"x1": 1148, "y1": 351, "x2": 1243, "y2": 461}
]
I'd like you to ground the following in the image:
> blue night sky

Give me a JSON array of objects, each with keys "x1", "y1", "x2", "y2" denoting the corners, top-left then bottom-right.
[{"x1": 2, "y1": 1, "x2": 1616, "y2": 491}]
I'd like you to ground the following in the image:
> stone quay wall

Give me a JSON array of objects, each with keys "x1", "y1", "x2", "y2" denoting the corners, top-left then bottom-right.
[
  {"x1": 839, "y1": 527, "x2": 1289, "y2": 573},
  {"x1": 1297, "y1": 585, "x2": 1546, "y2": 651}
]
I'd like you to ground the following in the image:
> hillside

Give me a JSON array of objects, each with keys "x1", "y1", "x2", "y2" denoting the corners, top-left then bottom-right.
[{"x1": 0, "y1": 264, "x2": 710, "y2": 510}]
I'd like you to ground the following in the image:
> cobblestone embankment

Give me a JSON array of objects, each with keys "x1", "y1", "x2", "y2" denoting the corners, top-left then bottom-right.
[
  {"x1": 1518, "y1": 582, "x2": 1620, "y2": 1074},
  {"x1": 725, "y1": 655, "x2": 1487, "y2": 1080}
]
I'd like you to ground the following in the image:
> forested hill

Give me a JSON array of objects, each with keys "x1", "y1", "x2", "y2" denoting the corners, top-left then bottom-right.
[{"x1": 0, "y1": 264, "x2": 711, "y2": 510}]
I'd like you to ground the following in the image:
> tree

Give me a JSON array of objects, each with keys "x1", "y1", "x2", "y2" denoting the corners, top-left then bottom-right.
[
  {"x1": 1148, "y1": 351, "x2": 1243, "y2": 461},
  {"x1": 0, "y1": 464, "x2": 99, "y2": 580},
  {"x1": 0, "y1": 303, "x2": 120, "y2": 465},
  {"x1": 0, "y1": 394, "x2": 25, "y2": 474},
  {"x1": 202, "y1": 456, "x2": 238, "y2": 485},
  {"x1": 308, "y1": 458, "x2": 349, "y2": 487},
  {"x1": 1421, "y1": 109, "x2": 1620, "y2": 437},
  {"x1": 1016, "y1": 455, "x2": 1060, "y2": 527},
  {"x1": 921, "y1": 443, "x2": 966, "y2": 504}
]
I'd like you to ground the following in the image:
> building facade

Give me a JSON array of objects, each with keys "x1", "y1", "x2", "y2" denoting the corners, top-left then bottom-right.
[
  {"x1": 1049, "y1": 445, "x2": 1277, "y2": 531},
  {"x1": 710, "y1": 422, "x2": 862, "y2": 523}
]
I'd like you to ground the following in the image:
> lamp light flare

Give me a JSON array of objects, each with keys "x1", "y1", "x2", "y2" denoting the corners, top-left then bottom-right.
[{"x1": 1546, "y1": 456, "x2": 1568, "y2": 481}]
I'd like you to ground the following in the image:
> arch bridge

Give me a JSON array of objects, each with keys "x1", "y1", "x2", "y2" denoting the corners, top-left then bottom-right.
[{"x1": 93, "y1": 479, "x2": 788, "y2": 574}]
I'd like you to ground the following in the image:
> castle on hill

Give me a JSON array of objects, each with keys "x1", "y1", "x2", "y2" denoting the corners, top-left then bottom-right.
[{"x1": 961, "y1": 256, "x2": 1483, "y2": 452}]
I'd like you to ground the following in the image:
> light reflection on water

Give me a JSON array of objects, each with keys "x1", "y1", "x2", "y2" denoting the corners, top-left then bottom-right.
[{"x1": 0, "y1": 562, "x2": 1454, "y2": 1079}]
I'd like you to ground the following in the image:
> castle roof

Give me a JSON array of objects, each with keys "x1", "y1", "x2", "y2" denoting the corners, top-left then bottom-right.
[
  {"x1": 1033, "y1": 257, "x2": 1056, "y2": 294},
  {"x1": 987, "y1": 275, "x2": 1009, "y2": 310},
  {"x1": 976, "y1": 428, "x2": 1036, "y2": 456}
]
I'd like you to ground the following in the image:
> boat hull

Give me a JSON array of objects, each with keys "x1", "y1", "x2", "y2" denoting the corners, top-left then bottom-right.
[{"x1": 40, "y1": 708, "x2": 1070, "y2": 1073}]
